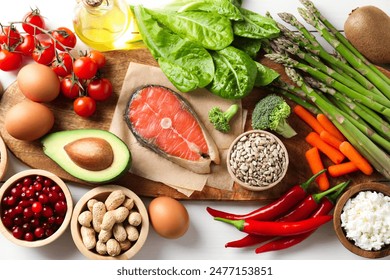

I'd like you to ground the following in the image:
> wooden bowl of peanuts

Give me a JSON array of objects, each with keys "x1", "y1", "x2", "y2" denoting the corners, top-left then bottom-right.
[{"x1": 70, "y1": 185, "x2": 149, "y2": 260}]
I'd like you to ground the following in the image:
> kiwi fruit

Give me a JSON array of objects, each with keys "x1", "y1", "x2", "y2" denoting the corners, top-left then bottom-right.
[{"x1": 344, "y1": 6, "x2": 390, "y2": 64}]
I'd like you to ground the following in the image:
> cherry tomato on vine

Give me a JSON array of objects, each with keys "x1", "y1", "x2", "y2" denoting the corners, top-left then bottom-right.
[
  {"x1": 87, "y1": 78, "x2": 113, "y2": 101},
  {"x1": 15, "y1": 34, "x2": 35, "y2": 56},
  {"x1": 32, "y1": 41, "x2": 55, "y2": 65},
  {"x1": 0, "y1": 49, "x2": 23, "y2": 71},
  {"x1": 88, "y1": 50, "x2": 106, "y2": 69},
  {"x1": 73, "y1": 96, "x2": 96, "y2": 117},
  {"x1": 22, "y1": 9, "x2": 46, "y2": 35},
  {"x1": 0, "y1": 25, "x2": 21, "y2": 47},
  {"x1": 52, "y1": 27, "x2": 77, "y2": 51},
  {"x1": 61, "y1": 75, "x2": 82, "y2": 99},
  {"x1": 73, "y1": 56, "x2": 98, "y2": 80},
  {"x1": 51, "y1": 52, "x2": 73, "y2": 77}
]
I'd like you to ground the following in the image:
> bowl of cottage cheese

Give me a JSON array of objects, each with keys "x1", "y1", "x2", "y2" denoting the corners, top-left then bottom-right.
[{"x1": 333, "y1": 182, "x2": 390, "y2": 259}]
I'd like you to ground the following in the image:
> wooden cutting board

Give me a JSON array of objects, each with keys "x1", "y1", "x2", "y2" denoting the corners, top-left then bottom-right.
[{"x1": 0, "y1": 48, "x2": 385, "y2": 200}]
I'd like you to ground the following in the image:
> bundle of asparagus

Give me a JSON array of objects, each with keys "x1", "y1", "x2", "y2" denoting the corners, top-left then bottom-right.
[{"x1": 265, "y1": 0, "x2": 390, "y2": 179}]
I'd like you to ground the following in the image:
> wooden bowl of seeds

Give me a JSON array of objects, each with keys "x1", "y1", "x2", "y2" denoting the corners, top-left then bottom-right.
[{"x1": 227, "y1": 130, "x2": 289, "y2": 192}]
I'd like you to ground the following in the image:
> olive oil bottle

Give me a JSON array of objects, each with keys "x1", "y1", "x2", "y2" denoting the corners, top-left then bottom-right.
[{"x1": 73, "y1": 0, "x2": 143, "y2": 51}]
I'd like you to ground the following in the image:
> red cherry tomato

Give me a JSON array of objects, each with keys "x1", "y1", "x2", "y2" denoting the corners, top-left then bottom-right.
[
  {"x1": 51, "y1": 52, "x2": 73, "y2": 77},
  {"x1": 87, "y1": 78, "x2": 113, "y2": 101},
  {"x1": 73, "y1": 56, "x2": 98, "y2": 80},
  {"x1": 0, "y1": 25, "x2": 21, "y2": 47},
  {"x1": 0, "y1": 49, "x2": 23, "y2": 71},
  {"x1": 52, "y1": 27, "x2": 77, "y2": 51},
  {"x1": 60, "y1": 75, "x2": 82, "y2": 99},
  {"x1": 32, "y1": 41, "x2": 55, "y2": 65},
  {"x1": 15, "y1": 34, "x2": 35, "y2": 56},
  {"x1": 88, "y1": 50, "x2": 106, "y2": 69},
  {"x1": 22, "y1": 9, "x2": 46, "y2": 35},
  {"x1": 73, "y1": 96, "x2": 96, "y2": 117}
]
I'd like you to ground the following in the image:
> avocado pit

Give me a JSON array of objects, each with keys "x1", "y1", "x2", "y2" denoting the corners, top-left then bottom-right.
[{"x1": 64, "y1": 137, "x2": 114, "y2": 171}]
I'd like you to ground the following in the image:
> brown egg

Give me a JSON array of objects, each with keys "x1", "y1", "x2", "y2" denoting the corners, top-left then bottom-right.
[
  {"x1": 148, "y1": 196, "x2": 189, "y2": 239},
  {"x1": 5, "y1": 100, "x2": 55, "y2": 141},
  {"x1": 17, "y1": 63, "x2": 60, "y2": 102}
]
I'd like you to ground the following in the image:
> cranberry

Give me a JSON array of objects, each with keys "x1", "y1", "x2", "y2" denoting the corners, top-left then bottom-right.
[
  {"x1": 34, "y1": 227, "x2": 45, "y2": 238},
  {"x1": 47, "y1": 216, "x2": 56, "y2": 224},
  {"x1": 13, "y1": 216, "x2": 24, "y2": 226},
  {"x1": 42, "y1": 206, "x2": 53, "y2": 218},
  {"x1": 10, "y1": 187, "x2": 22, "y2": 197},
  {"x1": 57, "y1": 192, "x2": 65, "y2": 201},
  {"x1": 23, "y1": 177, "x2": 33, "y2": 188},
  {"x1": 18, "y1": 200, "x2": 31, "y2": 208},
  {"x1": 54, "y1": 201, "x2": 67, "y2": 216},
  {"x1": 25, "y1": 189, "x2": 34, "y2": 198},
  {"x1": 44, "y1": 179, "x2": 53, "y2": 188},
  {"x1": 12, "y1": 226, "x2": 24, "y2": 240},
  {"x1": 31, "y1": 201, "x2": 43, "y2": 213},
  {"x1": 48, "y1": 191, "x2": 59, "y2": 204},
  {"x1": 55, "y1": 216, "x2": 64, "y2": 225},
  {"x1": 30, "y1": 218, "x2": 40, "y2": 228},
  {"x1": 13, "y1": 205, "x2": 23, "y2": 215},
  {"x1": 1, "y1": 215, "x2": 12, "y2": 228},
  {"x1": 38, "y1": 193, "x2": 49, "y2": 204},
  {"x1": 23, "y1": 207, "x2": 34, "y2": 218},
  {"x1": 24, "y1": 232, "x2": 35, "y2": 241},
  {"x1": 22, "y1": 222, "x2": 31, "y2": 232},
  {"x1": 33, "y1": 182, "x2": 43, "y2": 191}
]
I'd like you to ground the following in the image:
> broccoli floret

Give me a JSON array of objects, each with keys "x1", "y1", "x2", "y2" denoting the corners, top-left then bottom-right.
[
  {"x1": 208, "y1": 104, "x2": 239, "y2": 133},
  {"x1": 251, "y1": 94, "x2": 297, "y2": 138}
]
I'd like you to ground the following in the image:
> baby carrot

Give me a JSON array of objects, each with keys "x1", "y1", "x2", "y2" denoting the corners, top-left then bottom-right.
[
  {"x1": 305, "y1": 131, "x2": 345, "y2": 164},
  {"x1": 320, "y1": 130, "x2": 343, "y2": 150},
  {"x1": 293, "y1": 105, "x2": 324, "y2": 134},
  {"x1": 328, "y1": 162, "x2": 359, "y2": 177},
  {"x1": 316, "y1": 113, "x2": 346, "y2": 141},
  {"x1": 339, "y1": 141, "x2": 374, "y2": 175},
  {"x1": 305, "y1": 147, "x2": 329, "y2": 191}
]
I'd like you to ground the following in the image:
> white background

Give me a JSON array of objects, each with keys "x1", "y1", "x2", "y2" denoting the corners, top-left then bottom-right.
[{"x1": 0, "y1": 0, "x2": 389, "y2": 262}]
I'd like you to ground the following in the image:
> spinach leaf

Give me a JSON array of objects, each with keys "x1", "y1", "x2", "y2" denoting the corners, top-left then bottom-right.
[
  {"x1": 133, "y1": 5, "x2": 214, "y2": 92},
  {"x1": 147, "y1": 8, "x2": 233, "y2": 50},
  {"x1": 207, "y1": 46, "x2": 257, "y2": 99},
  {"x1": 233, "y1": 7, "x2": 280, "y2": 39},
  {"x1": 254, "y1": 62, "x2": 280, "y2": 87},
  {"x1": 161, "y1": 0, "x2": 243, "y2": 21},
  {"x1": 232, "y1": 36, "x2": 262, "y2": 58}
]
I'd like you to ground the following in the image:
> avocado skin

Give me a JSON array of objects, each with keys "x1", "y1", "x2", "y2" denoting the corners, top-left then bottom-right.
[{"x1": 41, "y1": 129, "x2": 131, "y2": 184}]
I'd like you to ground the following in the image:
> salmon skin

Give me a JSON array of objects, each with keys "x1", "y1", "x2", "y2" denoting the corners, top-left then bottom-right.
[{"x1": 125, "y1": 85, "x2": 220, "y2": 174}]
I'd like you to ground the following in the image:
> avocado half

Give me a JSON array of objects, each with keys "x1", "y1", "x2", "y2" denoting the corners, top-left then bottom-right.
[{"x1": 41, "y1": 129, "x2": 131, "y2": 184}]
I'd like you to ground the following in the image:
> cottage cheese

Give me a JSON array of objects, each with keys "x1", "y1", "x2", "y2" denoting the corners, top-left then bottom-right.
[{"x1": 341, "y1": 191, "x2": 390, "y2": 251}]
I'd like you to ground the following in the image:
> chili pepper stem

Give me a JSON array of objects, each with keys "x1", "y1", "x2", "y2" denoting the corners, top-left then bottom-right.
[
  {"x1": 327, "y1": 180, "x2": 351, "y2": 203},
  {"x1": 301, "y1": 169, "x2": 326, "y2": 189},
  {"x1": 312, "y1": 180, "x2": 350, "y2": 203},
  {"x1": 214, "y1": 217, "x2": 245, "y2": 231}
]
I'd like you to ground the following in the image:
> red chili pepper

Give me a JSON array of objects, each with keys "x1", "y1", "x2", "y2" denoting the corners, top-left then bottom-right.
[
  {"x1": 224, "y1": 180, "x2": 348, "y2": 248},
  {"x1": 215, "y1": 215, "x2": 333, "y2": 236},
  {"x1": 254, "y1": 181, "x2": 350, "y2": 254},
  {"x1": 207, "y1": 169, "x2": 326, "y2": 221}
]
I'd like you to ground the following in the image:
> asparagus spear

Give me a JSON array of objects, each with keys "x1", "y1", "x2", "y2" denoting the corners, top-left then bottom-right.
[
  {"x1": 298, "y1": 7, "x2": 390, "y2": 100},
  {"x1": 285, "y1": 68, "x2": 390, "y2": 179},
  {"x1": 277, "y1": 12, "x2": 382, "y2": 96},
  {"x1": 306, "y1": 77, "x2": 390, "y2": 144},
  {"x1": 299, "y1": 0, "x2": 390, "y2": 85},
  {"x1": 265, "y1": 53, "x2": 390, "y2": 116}
]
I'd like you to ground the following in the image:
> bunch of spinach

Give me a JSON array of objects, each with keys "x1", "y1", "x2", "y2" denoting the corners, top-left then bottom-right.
[{"x1": 132, "y1": 0, "x2": 280, "y2": 99}]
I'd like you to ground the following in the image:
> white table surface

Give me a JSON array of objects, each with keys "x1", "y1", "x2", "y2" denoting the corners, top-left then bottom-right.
[{"x1": 0, "y1": 0, "x2": 389, "y2": 261}]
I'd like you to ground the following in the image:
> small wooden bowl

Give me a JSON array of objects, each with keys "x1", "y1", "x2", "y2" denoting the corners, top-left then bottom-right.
[
  {"x1": 227, "y1": 130, "x2": 289, "y2": 191},
  {"x1": 0, "y1": 135, "x2": 8, "y2": 181},
  {"x1": 71, "y1": 185, "x2": 149, "y2": 260},
  {"x1": 0, "y1": 169, "x2": 73, "y2": 247},
  {"x1": 333, "y1": 182, "x2": 390, "y2": 259}
]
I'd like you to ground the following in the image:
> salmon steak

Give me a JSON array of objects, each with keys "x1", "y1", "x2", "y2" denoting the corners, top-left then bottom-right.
[{"x1": 125, "y1": 85, "x2": 220, "y2": 174}]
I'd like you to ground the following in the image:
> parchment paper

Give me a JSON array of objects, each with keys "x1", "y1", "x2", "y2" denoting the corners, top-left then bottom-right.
[{"x1": 109, "y1": 62, "x2": 246, "y2": 196}]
